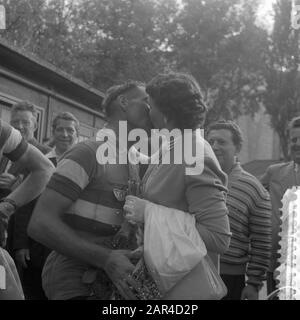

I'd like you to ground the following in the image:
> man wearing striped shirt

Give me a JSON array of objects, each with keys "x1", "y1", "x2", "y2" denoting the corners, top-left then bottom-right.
[
  {"x1": 28, "y1": 81, "x2": 153, "y2": 300},
  {"x1": 207, "y1": 120, "x2": 271, "y2": 300}
]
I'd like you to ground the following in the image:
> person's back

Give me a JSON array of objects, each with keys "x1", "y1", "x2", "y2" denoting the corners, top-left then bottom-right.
[
  {"x1": 122, "y1": 73, "x2": 231, "y2": 299},
  {"x1": 140, "y1": 132, "x2": 229, "y2": 268}
]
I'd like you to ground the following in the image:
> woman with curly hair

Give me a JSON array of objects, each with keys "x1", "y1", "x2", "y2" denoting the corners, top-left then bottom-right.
[{"x1": 122, "y1": 72, "x2": 231, "y2": 299}]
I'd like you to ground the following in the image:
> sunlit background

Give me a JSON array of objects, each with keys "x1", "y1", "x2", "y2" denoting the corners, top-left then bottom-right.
[{"x1": 256, "y1": 0, "x2": 276, "y2": 30}]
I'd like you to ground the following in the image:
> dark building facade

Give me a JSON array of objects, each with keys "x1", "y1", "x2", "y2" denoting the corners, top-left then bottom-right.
[{"x1": 0, "y1": 39, "x2": 106, "y2": 142}]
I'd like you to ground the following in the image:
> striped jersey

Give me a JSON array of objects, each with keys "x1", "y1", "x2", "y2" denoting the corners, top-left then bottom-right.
[
  {"x1": 220, "y1": 163, "x2": 272, "y2": 287},
  {"x1": 0, "y1": 119, "x2": 28, "y2": 163},
  {"x1": 47, "y1": 139, "x2": 129, "y2": 237}
]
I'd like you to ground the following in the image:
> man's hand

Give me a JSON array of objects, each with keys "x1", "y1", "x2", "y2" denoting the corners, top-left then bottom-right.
[
  {"x1": 241, "y1": 284, "x2": 259, "y2": 300},
  {"x1": 15, "y1": 249, "x2": 30, "y2": 269},
  {"x1": 0, "y1": 173, "x2": 17, "y2": 189},
  {"x1": 104, "y1": 249, "x2": 140, "y2": 300},
  {"x1": 0, "y1": 201, "x2": 15, "y2": 248},
  {"x1": 0, "y1": 212, "x2": 8, "y2": 248}
]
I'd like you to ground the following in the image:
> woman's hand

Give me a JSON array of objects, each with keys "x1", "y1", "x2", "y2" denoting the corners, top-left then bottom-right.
[{"x1": 123, "y1": 195, "x2": 148, "y2": 224}]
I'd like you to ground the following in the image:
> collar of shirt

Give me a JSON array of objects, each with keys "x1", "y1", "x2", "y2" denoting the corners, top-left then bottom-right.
[{"x1": 45, "y1": 148, "x2": 59, "y2": 160}]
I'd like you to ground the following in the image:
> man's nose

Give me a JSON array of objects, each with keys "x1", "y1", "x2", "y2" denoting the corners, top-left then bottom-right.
[
  {"x1": 61, "y1": 129, "x2": 68, "y2": 137},
  {"x1": 210, "y1": 141, "x2": 219, "y2": 150},
  {"x1": 292, "y1": 137, "x2": 300, "y2": 146},
  {"x1": 13, "y1": 121, "x2": 23, "y2": 130}
]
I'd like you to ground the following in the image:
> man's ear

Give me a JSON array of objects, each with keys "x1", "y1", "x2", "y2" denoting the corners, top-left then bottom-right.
[
  {"x1": 33, "y1": 119, "x2": 38, "y2": 131},
  {"x1": 117, "y1": 94, "x2": 128, "y2": 111}
]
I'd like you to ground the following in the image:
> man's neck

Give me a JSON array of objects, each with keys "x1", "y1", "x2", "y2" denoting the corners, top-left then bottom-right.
[
  {"x1": 223, "y1": 161, "x2": 238, "y2": 175},
  {"x1": 27, "y1": 136, "x2": 36, "y2": 143},
  {"x1": 54, "y1": 146, "x2": 66, "y2": 158},
  {"x1": 105, "y1": 120, "x2": 136, "y2": 151},
  {"x1": 105, "y1": 120, "x2": 119, "y2": 134}
]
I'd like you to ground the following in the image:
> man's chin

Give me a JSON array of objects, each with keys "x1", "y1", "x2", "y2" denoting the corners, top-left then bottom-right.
[
  {"x1": 214, "y1": 155, "x2": 223, "y2": 162},
  {"x1": 134, "y1": 122, "x2": 153, "y2": 135},
  {"x1": 57, "y1": 141, "x2": 71, "y2": 149},
  {"x1": 215, "y1": 157, "x2": 224, "y2": 168}
]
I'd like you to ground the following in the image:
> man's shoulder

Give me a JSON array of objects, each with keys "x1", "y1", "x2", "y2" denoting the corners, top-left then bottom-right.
[
  {"x1": 266, "y1": 161, "x2": 293, "y2": 176},
  {"x1": 0, "y1": 122, "x2": 26, "y2": 161},
  {"x1": 73, "y1": 140, "x2": 102, "y2": 153},
  {"x1": 238, "y1": 167, "x2": 263, "y2": 186},
  {"x1": 28, "y1": 138, "x2": 52, "y2": 154},
  {"x1": 0, "y1": 119, "x2": 11, "y2": 136},
  {"x1": 234, "y1": 168, "x2": 269, "y2": 200},
  {"x1": 0, "y1": 120, "x2": 13, "y2": 148},
  {"x1": 61, "y1": 140, "x2": 102, "y2": 165}
]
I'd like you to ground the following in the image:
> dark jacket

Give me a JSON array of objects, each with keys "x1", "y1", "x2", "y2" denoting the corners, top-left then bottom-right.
[
  {"x1": 260, "y1": 161, "x2": 300, "y2": 272},
  {"x1": 4, "y1": 138, "x2": 52, "y2": 268}
]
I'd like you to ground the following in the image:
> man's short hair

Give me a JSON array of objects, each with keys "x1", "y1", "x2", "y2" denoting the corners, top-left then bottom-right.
[
  {"x1": 52, "y1": 112, "x2": 80, "y2": 136},
  {"x1": 287, "y1": 116, "x2": 300, "y2": 136},
  {"x1": 207, "y1": 120, "x2": 244, "y2": 151},
  {"x1": 11, "y1": 101, "x2": 38, "y2": 119},
  {"x1": 102, "y1": 80, "x2": 144, "y2": 116}
]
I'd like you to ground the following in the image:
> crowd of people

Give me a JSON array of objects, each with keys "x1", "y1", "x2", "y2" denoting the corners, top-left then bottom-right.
[{"x1": 0, "y1": 71, "x2": 299, "y2": 300}]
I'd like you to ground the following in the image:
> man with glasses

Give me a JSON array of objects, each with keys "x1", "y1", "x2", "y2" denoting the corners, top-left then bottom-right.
[
  {"x1": 0, "y1": 118, "x2": 54, "y2": 299},
  {"x1": 28, "y1": 81, "x2": 153, "y2": 300},
  {"x1": 261, "y1": 116, "x2": 300, "y2": 297},
  {"x1": 0, "y1": 101, "x2": 53, "y2": 299},
  {"x1": 11, "y1": 111, "x2": 79, "y2": 300},
  {"x1": 0, "y1": 101, "x2": 51, "y2": 191}
]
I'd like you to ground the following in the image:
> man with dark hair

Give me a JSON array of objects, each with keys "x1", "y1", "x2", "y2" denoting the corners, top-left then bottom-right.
[
  {"x1": 28, "y1": 81, "x2": 152, "y2": 300},
  {"x1": 102, "y1": 81, "x2": 152, "y2": 134},
  {"x1": 0, "y1": 118, "x2": 54, "y2": 299},
  {"x1": 46, "y1": 112, "x2": 79, "y2": 165},
  {"x1": 145, "y1": 72, "x2": 207, "y2": 130},
  {"x1": 261, "y1": 115, "x2": 300, "y2": 296},
  {"x1": 207, "y1": 120, "x2": 272, "y2": 300}
]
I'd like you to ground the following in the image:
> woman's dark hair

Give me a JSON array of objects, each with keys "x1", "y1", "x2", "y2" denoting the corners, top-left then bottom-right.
[{"x1": 146, "y1": 72, "x2": 207, "y2": 130}]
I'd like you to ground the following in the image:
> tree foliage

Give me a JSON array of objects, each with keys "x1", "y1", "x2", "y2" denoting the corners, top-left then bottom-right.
[
  {"x1": 262, "y1": 0, "x2": 300, "y2": 159},
  {"x1": 0, "y1": 0, "x2": 299, "y2": 157}
]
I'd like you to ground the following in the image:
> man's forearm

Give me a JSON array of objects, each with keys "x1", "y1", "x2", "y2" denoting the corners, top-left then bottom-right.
[
  {"x1": 28, "y1": 211, "x2": 111, "y2": 270},
  {"x1": 6, "y1": 169, "x2": 53, "y2": 212},
  {"x1": 247, "y1": 242, "x2": 271, "y2": 288},
  {"x1": 196, "y1": 222, "x2": 231, "y2": 254}
]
